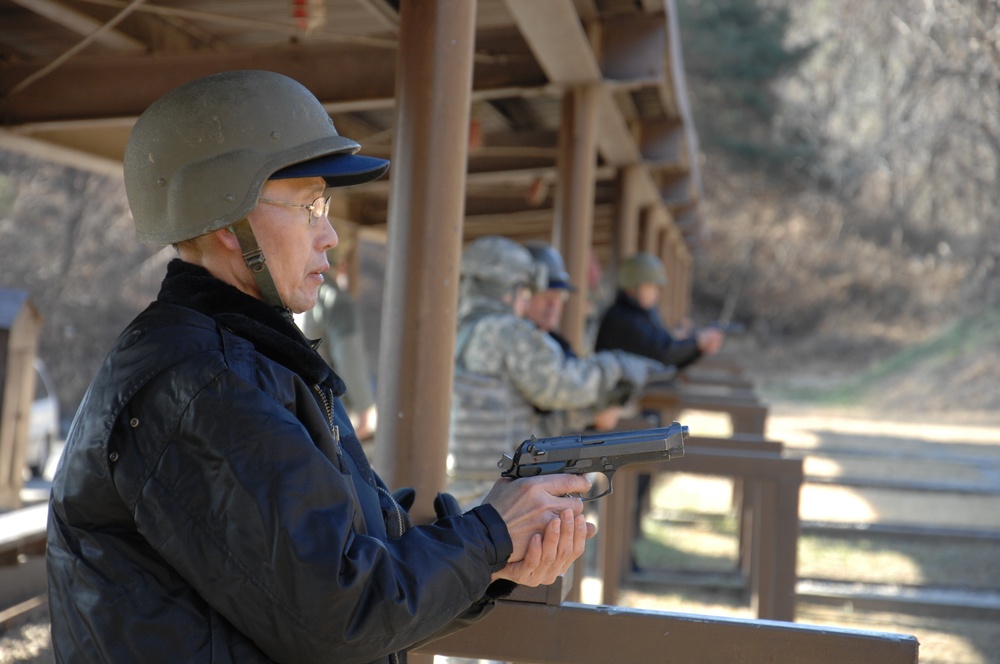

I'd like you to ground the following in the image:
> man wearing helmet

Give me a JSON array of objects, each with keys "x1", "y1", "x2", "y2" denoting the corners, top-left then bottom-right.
[
  {"x1": 522, "y1": 241, "x2": 637, "y2": 433},
  {"x1": 46, "y1": 71, "x2": 594, "y2": 664},
  {"x1": 595, "y1": 251, "x2": 725, "y2": 368},
  {"x1": 448, "y1": 236, "x2": 666, "y2": 493}
]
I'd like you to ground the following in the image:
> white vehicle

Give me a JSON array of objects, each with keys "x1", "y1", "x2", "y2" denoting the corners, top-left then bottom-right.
[{"x1": 25, "y1": 358, "x2": 60, "y2": 478}]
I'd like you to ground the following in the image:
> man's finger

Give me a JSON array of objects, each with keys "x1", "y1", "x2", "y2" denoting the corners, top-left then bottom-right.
[{"x1": 530, "y1": 473, "x2": 593, "y2": 497}]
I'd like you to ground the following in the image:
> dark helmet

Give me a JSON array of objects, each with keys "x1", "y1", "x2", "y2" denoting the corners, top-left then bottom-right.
[
  {"x1": 618, "y1": 252, "x2": 668, "y2": 290},
  {"x1": 524, "y1": 241, "x2": 576, "y2": 291},
  {"x1": 123, "y1": 70, "x2": 388, "y2": 313},
  {"x1": 124, "y1": 69, "x2": 389, "y2": 245}
]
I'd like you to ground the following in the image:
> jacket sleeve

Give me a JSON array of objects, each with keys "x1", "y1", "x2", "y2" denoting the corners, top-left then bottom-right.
[
  {"x1": 128, "y1": 367, "x2": 511, "y2": 664},
  {"x1": 597, "y1": 306, "x2": 701, "y2": 369},
  {"x1": 495, "y1": 319, "x2": 623, "y2": 412}
]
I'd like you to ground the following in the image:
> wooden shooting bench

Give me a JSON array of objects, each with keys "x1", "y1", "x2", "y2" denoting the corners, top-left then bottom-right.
[
  {"x1": 0, "y1": 503, "x2": 47, "y2": 565},
  {"x1": 414, "y1": 568, "x2": 919, "y2": 663},
  {"x1": 0, "y1": 503, "x2": 49, "y2": 634},
  {"x1": 593, "y1": 352, "x2": 791, "y2": 615},
  {"x1": 597, "y1": 438, "x2": 803, "y2": 621},
  {"x1": 641, "y1": 376, "x2": 770, "y2": 438},
  {"x1": 681, "y1": 360, "x2": 757, "y2": 391}
]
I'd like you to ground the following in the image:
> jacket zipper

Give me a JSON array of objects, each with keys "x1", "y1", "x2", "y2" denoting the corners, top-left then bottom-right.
[
  {"x1": 377, "y1": 485, "x2": 406, "y2": 539},
  {"x1": 315, "y1": 384, "x2": 405, "y2": 663}
]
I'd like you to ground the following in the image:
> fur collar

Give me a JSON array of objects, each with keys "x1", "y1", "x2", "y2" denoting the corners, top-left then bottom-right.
[{"x1": 157, "y1": 259, "x2": 345, "y2": 395}]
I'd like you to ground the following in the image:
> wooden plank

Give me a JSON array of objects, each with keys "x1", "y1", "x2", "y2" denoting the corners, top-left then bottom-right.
[
  {"x1": 0, "y1": 504, "x2": 48, "y2": 550},
  {"x1": 0, "y1": 595, "x2": 47, "y2": 633},
  {"x1": 415, "y1": 601, "x2": 920, "y2": 663},
  {"x1": 503, "y1": 0, "x2": 601, "y2": 83},
  {"x1": 11, "y1": 0, "x2": 146, "y2": 50}
]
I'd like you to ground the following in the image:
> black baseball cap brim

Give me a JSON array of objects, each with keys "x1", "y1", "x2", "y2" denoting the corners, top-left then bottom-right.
[
  {"x1": 549, "y1": 278, "x2": 577, "y2": 291},
  {"x1": 272, "y1": 153, "x2": 390, "y2": 188}
]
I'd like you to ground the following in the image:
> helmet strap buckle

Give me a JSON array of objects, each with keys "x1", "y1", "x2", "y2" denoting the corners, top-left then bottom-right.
[
  {"x1": 231, "y1": 218, "x2": 286, "y2": 310},
  {"x1": 243, "y1": 248, "x2": 267, "y2": 273}
]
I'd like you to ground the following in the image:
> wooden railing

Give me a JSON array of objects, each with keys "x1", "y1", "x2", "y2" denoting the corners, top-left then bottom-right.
[
  {"x1": 593, "y1": 353, "x2": 804, "y2": 621},
  {"x1": 2, "y1": 477, "x2": 920, "y2": 663},
  {"x1": 415, "y1": 598, "x2": 919, "y2": 663}
]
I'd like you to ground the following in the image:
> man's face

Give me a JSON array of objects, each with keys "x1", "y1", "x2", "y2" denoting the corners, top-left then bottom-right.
[
  {"x1": 509, "y1": 284, "x2": 534, "y2": 318},
  {"x1": 525, "y1": 288, "x2": 568, "y2": 332},
  {"x1": 635, "y1": 282, "x2": 661, "y2": 310},
  {"x1": 248, "y1": 177, "x2": 338, "y2": 313}
]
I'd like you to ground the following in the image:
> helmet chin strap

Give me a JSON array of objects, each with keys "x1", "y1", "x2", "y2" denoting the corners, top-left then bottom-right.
[{"x1": 230, "y1": 217, "x2": 290, "y2": 316}]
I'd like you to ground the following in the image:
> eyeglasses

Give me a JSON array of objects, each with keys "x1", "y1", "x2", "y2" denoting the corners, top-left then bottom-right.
[
  {"x1": 540, "y1": 289, "x2": 570, "y2": 303},
  {"x1": 258, "y1": 195, "x2": 331, "y2": 226},
  {"x1": 515, "y1": 286, "x2": 534, "y2": 301}
]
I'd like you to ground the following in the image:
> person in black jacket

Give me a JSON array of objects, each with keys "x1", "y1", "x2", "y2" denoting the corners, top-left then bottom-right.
[
  {"x1": 594, "y1": 251, "x2": 723, "y2": 567},
  {"x1": 46, "y1": 70, "x2": 594, "y2": 664},
  {"x1": 595, "y1": 251, "x2": 725, "y2": 368}
]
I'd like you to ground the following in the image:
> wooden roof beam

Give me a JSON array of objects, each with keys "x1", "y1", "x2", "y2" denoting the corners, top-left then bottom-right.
[
  {"x1": 0, "y1": 23, "x2": 548, "y2": 123},
  {"x1": 11, "y1": 0, "x2": 147, "y2": 51}
]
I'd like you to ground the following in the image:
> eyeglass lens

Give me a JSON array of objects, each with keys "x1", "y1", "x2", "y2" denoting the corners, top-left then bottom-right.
[{"x1": 311, "y1": 196, "x2": 331, "y2": 219}]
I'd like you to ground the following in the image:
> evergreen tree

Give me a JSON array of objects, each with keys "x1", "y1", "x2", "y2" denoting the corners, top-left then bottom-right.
[{"x1": 678, "y1": 0, "x2": 812, "y2": 169}]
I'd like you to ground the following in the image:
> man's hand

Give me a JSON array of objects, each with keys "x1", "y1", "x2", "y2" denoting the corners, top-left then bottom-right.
[
  {"x1": 592, "y1": 406, "x2": 623, "y2": 431},
  {"x1": 695, "y1": 327, "x2": 725, "y2": 355},
  {"x1": 491, "y1": 509, "x2": 591, "y2": 586},
  {"x1": 481, "y1": 474, "x2": 597, "y2": 585}
]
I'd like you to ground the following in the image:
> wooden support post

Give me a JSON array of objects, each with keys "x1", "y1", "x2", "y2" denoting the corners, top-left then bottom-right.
[
  {"x1": 597, "y1": 460, "x2": 636, "y2": 606},
  {"x1": 614, "y1": 165, "x2": 642, "y2": 269},
  {"x1": 0, "y1": 289, "x2": 41, "y2": 510},
  {"x1": 555, "y1": 84, "x2": 600, "y2": 353},
  {"x1": 641, "y1": 205, "x2": 662, "y2": 256},
  {"x1": 374, "y1": 0, "x2": 478, "y2": 530},
  {"x1": 664, "y1": 226, "x2": 686, "y2": 328}
]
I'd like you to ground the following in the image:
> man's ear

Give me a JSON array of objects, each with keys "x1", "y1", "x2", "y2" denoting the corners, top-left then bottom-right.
[{"x1": 215, "y1": 225, "x2": 243, "y2": 252}]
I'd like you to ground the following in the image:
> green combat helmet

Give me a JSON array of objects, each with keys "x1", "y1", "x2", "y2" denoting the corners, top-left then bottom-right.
[
  {"x1": 617, "y1": 251, "x2": 668, "y2": 290},
  {"x1": 123, "y1": 69, "x2": 389, "y2": 311},
  {"x1": 524, "y1": 241, "x2": 575, "y2": 291},
  {"x1": 460, "y1": 236, "x2": 547, "y2": 295}
]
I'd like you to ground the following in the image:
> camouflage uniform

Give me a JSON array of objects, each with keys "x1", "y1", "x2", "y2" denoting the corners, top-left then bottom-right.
[{"x1": 448, "y1": 237, "x2": 657, "y2": 492}]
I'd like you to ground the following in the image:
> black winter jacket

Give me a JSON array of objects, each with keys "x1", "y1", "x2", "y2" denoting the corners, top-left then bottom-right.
[
  {"x1": 47, "y1": 259, "x2": 513, "y2": 663},
  {"x1": 594, "y1": 290, "x2": 701, "y2": 369}
]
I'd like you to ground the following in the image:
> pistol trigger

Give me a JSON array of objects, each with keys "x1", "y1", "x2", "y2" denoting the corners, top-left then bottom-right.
[
  {"x1": 582, "y1": 485, "x2": 613, "y2": 502},
  {"x1": 581, "y1": 471, "x2": 615, "y2": 502}
]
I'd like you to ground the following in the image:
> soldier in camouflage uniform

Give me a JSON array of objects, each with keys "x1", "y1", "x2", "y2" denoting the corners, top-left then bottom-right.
[
  {"x1": 448, "y1": 236, "x2": 666, "y2": 501},
  {"x1": 523, "y1": 241, "x2": 630, "y2": 435}
]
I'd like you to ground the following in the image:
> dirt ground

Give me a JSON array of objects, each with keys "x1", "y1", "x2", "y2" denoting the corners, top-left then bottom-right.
[{"x1": 602, "y1": 403, "x2": 1000, "y2": 664}]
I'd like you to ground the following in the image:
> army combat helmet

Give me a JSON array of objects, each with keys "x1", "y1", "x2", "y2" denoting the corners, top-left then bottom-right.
[
  {"x1": 123, "y1": 70, "x2": 389, "y2": 310},
  {"x1": 460, "y1": 236, "x2": 547, "y2": 298},
  {"x1": 617, "y1": 251, "x2": 668, "y2": 290},
  {"x1": 524, "y1": 241, "x2": 575, "y2": 291}
]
